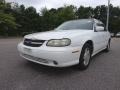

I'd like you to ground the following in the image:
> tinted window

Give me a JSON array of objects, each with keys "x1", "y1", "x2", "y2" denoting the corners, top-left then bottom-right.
[
  {"x1": 97, "y1": 23, "x2": 104, "y2": 27},
  {"x1": 56, "y1": 20, "x2": 93, "y2": 30},
  {"x1": 96, "y1": 22, "x2": 106, "y2": 31}
]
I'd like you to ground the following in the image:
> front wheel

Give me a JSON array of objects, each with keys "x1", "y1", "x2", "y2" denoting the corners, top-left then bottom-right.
[{"x1": 78, "y1": 44, "x2": 92, "y2": 70}]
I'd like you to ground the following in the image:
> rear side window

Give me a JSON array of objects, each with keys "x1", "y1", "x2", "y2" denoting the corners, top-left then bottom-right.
[{"x1": 96, "y1": 21, "x2": 106, "y2": 31}]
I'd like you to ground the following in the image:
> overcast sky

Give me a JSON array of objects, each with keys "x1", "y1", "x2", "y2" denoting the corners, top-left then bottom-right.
[{"x1": 6, "y1": 0, "x2": 120, "y2": 12}]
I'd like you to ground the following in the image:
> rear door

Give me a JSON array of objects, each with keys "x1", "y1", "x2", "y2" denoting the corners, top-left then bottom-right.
[{"x1": 97, "y1": 22, "x2": 110, "y2": 49}]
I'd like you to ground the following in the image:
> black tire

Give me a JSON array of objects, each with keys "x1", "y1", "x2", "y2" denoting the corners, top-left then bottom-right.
[
  {"x1": 78, "y1": 43, "x2": 92, "y2": 70},
  {"x1": 104, "y1": 39, "x2": 111, "y2": 52}
]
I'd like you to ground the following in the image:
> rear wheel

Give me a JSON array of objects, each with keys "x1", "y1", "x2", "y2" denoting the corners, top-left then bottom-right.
[
  {"x1": 79, "y1": 43, "x2": 92, "y2": 70},
  {"x1": 105, "y1": 39, "x2": 111, "y2": 52}
]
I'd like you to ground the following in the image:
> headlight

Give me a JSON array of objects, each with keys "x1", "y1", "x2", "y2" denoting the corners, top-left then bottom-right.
[{"x1": 47, "y1": 38, "x2": 71, "y2": 47}]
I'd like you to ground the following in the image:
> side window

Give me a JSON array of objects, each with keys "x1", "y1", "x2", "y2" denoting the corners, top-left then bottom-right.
[
  {"x1": 96, "y1": 22, "x2": 106, "y2": 31},
  {"x1": 96, "y1": 23, "x2": 104, "y2": 27}
]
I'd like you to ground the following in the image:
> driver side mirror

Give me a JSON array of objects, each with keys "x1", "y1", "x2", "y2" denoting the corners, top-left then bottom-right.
[{"x1": 95, "y1": 26, "x2": 105, "y2": 32}]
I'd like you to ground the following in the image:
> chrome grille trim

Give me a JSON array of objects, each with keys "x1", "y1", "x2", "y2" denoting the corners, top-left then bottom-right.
[{"x1": 24, "y1": 38, "x2": 45, "y2": 47}]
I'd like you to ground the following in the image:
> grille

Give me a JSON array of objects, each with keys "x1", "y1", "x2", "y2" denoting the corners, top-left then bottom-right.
[
  {"x1": 24, "y1": 38, "x2": 45, "y2": 47},
  {"x1": 22, "y1": 54, "x2": 48, "y2": 63}
]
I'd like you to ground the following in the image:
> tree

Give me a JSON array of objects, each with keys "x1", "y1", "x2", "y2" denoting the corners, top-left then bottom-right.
[
  {"x1": 0, "y1": 0, "x2": 17, "y2": 36},
  {"x1": 56, "y1": 5, "x2": 77, "y2": 24},
  {"x1": 109, "y1": 6, "x2": 120, "y2": 35},
  {"x1": 94, "y1": 5, "x2": 107, "y2": 23},
  {"x1": 76, "y1": 6, "x2": 94, "y2": 19},
  {"x1": 0, "y1": 0, "x2": 120, "y2": 36},
  {"x1": 40, "y1": 5, "x2": 77, "y2": 31}
]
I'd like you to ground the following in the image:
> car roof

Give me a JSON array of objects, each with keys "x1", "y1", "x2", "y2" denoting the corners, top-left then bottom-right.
[
  {"x1": 68, "y1": 18, "x2": 102, "y2": 22},
  {"x1": 65, "y1": 18, "x2": 103, "y2": 24},
  {"x1": 69, "y1": 19, "x2": 94, "y2": 21}
]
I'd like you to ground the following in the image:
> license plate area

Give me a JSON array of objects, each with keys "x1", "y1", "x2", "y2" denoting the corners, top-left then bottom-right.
[{"x1": 24, "y1": 47, "x2": 32, "y2": 53}]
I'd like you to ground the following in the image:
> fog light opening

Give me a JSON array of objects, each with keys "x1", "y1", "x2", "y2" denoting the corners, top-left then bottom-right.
[{"x1": 53, "y1": 61, "x2": 58, "y2": 65}]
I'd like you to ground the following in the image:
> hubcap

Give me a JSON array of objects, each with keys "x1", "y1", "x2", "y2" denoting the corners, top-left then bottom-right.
[{"x1": 83, "y1": 48, "x2": 90, "y2": 66}]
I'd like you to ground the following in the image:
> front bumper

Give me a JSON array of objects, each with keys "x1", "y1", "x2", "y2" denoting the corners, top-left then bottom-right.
[{"x1": 18, "y1": 42, "x2": 81, "y2": 67}]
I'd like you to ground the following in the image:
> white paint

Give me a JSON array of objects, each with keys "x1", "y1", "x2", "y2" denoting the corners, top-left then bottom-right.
[{"x1": 18, "y1": 19, "x2": 111, "y2": 67}]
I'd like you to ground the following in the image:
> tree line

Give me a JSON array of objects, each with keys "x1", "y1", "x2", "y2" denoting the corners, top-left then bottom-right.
[{"x1": 0, "y1": 0, "x2": 120, "y2": 36}]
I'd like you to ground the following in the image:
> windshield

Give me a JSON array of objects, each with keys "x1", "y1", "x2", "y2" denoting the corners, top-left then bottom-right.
[{"x1": 56, "y1": 19, "x2": 93, "y2": 30}]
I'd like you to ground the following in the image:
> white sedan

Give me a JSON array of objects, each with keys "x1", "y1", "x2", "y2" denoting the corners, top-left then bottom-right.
[{"x1": 18, "y1": 19, "x2": 111, "y2": 70}]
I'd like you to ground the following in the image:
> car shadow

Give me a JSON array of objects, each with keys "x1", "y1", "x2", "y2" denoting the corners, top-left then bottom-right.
[
  {"x1": 91, "y1": 50, "x2": 106, "y2": 62},
  {"x1": 25, "y1": 61, "x2": 80, "y2": 77}
]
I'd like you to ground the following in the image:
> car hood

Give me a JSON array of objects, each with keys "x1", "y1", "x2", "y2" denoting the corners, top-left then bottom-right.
[{"x1": 25, "y1": 30, "x2": 92, "y2": 40}]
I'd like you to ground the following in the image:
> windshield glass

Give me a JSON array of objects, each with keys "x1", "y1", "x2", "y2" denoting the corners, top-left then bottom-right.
[{"x1": 56, "y1": 19, "x2": 93, "y2": 30}]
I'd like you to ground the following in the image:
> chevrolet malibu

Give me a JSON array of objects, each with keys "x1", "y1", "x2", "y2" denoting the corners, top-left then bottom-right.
[{"x1": 18, "y1": 19, "x2": 111, "y2": 70}]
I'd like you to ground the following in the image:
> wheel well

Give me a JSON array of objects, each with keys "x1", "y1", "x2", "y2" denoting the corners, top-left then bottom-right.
[
  {"x1": 109, "y1": 38, "x2": 111, "y2": 42},
  {"x1": 85, "y1": 40, "x2": 94, "y2": 54}
]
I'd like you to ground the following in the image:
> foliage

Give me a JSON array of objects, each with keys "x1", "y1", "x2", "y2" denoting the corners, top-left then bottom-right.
[
  {"x1": 0, "y1": 0, "x2": 17, "y2": 36},
  {"x1": 0, "y1": 0, "x2": 120, "y2": 36},
  {"x1": 40, "y1": 5, "x2": 76, "y2": 31}
]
